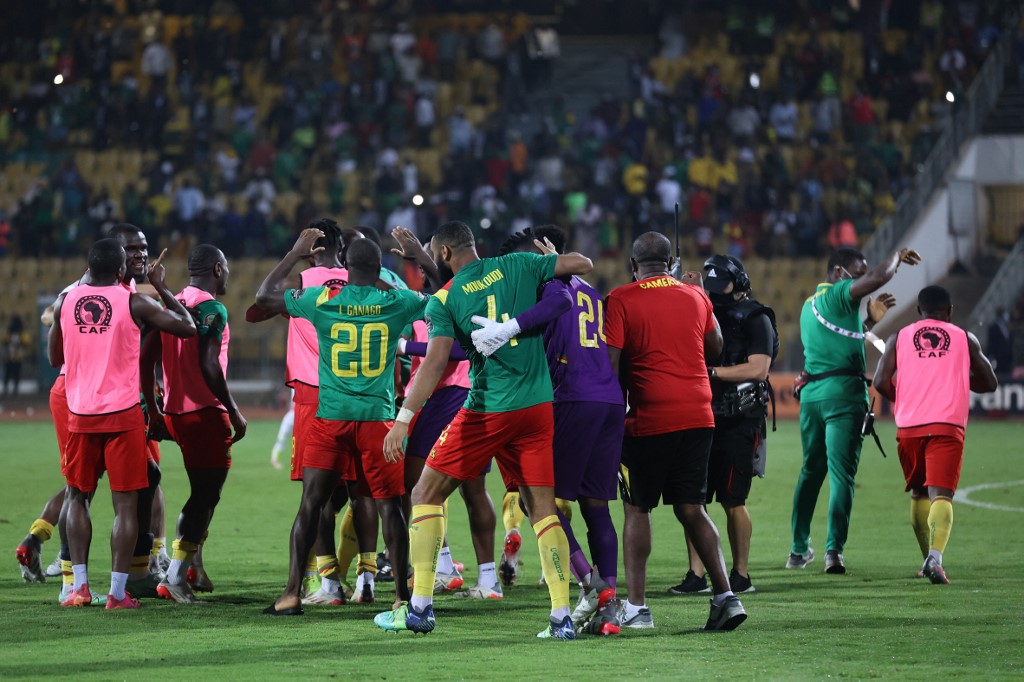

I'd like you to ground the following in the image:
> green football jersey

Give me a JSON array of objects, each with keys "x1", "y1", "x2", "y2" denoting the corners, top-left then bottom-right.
[
  {"x1": 426, "y1": 252, "x2": 558, "y2": 413},
  {"x1": 799, "y1": 278, "x2": 868, "y2": 404},
  {"x1": 285, "y1": 284, "x2": 426, "y2": 421}
]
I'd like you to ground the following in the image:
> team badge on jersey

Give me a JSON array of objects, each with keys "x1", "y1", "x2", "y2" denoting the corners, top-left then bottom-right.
[
  {"x1": 74, "y1": 295, "x2": 113, "y2": 333},
  {"x1": 913, "y1": 327, "x2": 951, "y2": 358}
]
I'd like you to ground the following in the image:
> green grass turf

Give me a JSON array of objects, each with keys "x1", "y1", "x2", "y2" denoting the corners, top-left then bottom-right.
[{"x1": 1, "y1": 418, "x2": 1022, "y2": 680}]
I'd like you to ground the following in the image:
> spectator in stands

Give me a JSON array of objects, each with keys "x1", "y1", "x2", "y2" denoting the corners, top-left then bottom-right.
[
  {"x1": 141, "y1": 38, "x2": 172, "y2": 88},
  {"x1": 414, "y1": 92, "x2": 435, "y2": 148},
  {"x1": 174, "y1": 178, "x2": 204, "y2": 235},
  {"x1": 988, "y1": 308, "x2": 1014, "y2": 374},
  {"x1": 828, "y1": 211, "x2": 858, "y2": 250},
  {"x1": 728, "y1": 94, "x2": 761, "y2": 147},
  {"x1": 939, "y1": 38, "x2": 968, "y2": 90},
  {"x1": 769, "y1": 93, "x2": 799, "y2": 144},
  {"x1": 2, "y1": 315, "x2": 28, "y2": 397},
  {"x1": 244, "y1": 169, "x2": 276, "y2": 216},
  {"x1": 848, "y1": 82, "x2": 876, "y2": 149}
]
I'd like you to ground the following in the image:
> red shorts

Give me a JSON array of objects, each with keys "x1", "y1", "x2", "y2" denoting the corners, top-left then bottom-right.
[
  {"x1": 426, "y1": 403, "x2": 555, "y2": 490},
  {"x1": 167, "y1": 408, "x2": 233, "y2": 470},
  {"x1": 304, "y1": 418, "x2": 402, "y2": 499},
  {"x1": 50, "y1": 376, "x2": 71, "y2": 475},
  {"x1": 64, "y1": 428, "x2": 148, "y2": 493},
  {"x1": 896, "y1": 431, "x2": 965, "y2": 492},
  {"x1": 146, "y1": 440, "x2": 161, "y2": 465},
  {"x1": 288, "y1": 385, "x2": 319, "y2": 481}
]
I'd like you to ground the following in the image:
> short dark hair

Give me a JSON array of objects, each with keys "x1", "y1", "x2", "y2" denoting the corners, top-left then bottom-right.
[
  {"x1": 632, "y1": 232, "x2": 671, "y2": 263},
  {"x1": 498, "y1": 229, "x2": 535, "y2": 256},
  {"x1": 106, "y1": 223, "x2": 145, "y2": 242},
  {"x1": 345, "y1": 238, "x2": 382, "y2": 271},
  {"x1": 434, "y1": 221, "x2": 475, "y2": 250},
  {"x1": 88, "y1": 238, "x2": 125, "y2": 279},
  {"x1": 532, "y1": 224, "x2": 567, "y2": 254},
  {"x1": 827, "y1": 247, "x2": 866, "y2": 275},
  {"x1": 918, "y1": 285, "x2": 952, "y2": 313},
  {"x1": 355, "y1": 225, "x2": 382, "y2": 248},
  {"x1": 309, "y1": 217, "x2": 343, "y2": 255},
  {"x1": 188, "y1": 244, "x2": 224, "y2": 275}
]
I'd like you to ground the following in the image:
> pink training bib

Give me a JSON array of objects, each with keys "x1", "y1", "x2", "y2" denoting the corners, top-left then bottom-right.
[
  {"x1": 894, "y1": 319, "x2": 970, "y2": 429},
  {"x1": 409, "y1": 319, "x2": 471, "y2": 390},
  {"x1": 161, "y1": 286, "x2": 230, "y2": 415},
  {"x1": 61, "y1": 284, "x2": 140, "y2": 416},
  {"x1": 286, "y1": 266, "x2": 349, "y2": 388}
]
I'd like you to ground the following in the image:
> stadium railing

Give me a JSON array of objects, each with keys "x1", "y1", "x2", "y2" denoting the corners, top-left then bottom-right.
[
  {"x1": 864, "y1": 31, "x2": 1013, "y2": 266},
  {"x1": 967, "y1": 234, "x2": 1024, "y2": 347}
]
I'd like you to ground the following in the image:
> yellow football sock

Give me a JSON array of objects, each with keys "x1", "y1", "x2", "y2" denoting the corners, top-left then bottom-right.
[
  {"x1": 171, "y1": 539, "x2": 198, "y2": 563},
  {"x1": 910, "y1": 497, "x2": 931, "y2": 559},
  {"x1": 305, "y1": 549, "x2": 317, "y2": 576},
  {"x1": 129, "y1": 554, "x2": 150, "y2": 577},
  {"x1": 29, "y1": 519, "x2": 54, "y2": 543},
  {"x1": 61, "y1": 559, "x2": 73, "y2": 586},
  {"x1": 317, "y1": 555, "x2": 340, "y2": 579},
  {"x1": 337, "y1": 505, "x2": 359, "y2": 578},
  {"x1": 200, "y1": 529, "x2": 209, "y2": 545},
  {"x1": 503, "y1": 492, "x2": 525, "y2": 532},
  {"x1": 533, "y1": 515, "x2": 571, "y2": 611},
  {"x1": 409, "y1": 505, "x2": 445, "y2": 599},
  {"x1": 151, "y1": 537, "x2": 165, "y2": 557},
  {"x1": 357, "y1": 552, "x2": 378, "y2": 576},
  {"x1": 555, "y1": 498, "x2": 572, "y2": 523},
  {"x1": 928, "y1": 497, "x2": 954, "y2": 555}
]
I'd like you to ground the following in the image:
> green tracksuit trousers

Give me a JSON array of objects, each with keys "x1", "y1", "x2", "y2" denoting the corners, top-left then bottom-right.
[{"x1": 791, "y1": 399, "x2": 867, "y2": 554}]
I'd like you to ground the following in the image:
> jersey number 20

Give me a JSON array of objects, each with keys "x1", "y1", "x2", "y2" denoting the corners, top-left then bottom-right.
[{"x1": 330, "y1": 322, "x2": 389, "y2": 378}]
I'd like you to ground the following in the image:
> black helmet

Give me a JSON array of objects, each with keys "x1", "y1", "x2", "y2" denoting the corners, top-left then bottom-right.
[{"x1": 703, "y1": 254, "x2": 750, "y2": 293}]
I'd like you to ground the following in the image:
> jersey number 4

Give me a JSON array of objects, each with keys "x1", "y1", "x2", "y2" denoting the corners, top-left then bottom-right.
[
  {"x1": 330, "y1": 322, "x2": 388, "y2": 378},
  {"x1": 486, "y1": 294, "x2": 518, "y2": 347},
  {"x1": 577, "y1": 291, "x2": 606, "y2": 348}
]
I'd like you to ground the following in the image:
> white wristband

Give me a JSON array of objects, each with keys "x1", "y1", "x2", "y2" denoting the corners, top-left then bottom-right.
[{"x1": 396, "y1": 407, "x2": 416, "y2": 424}]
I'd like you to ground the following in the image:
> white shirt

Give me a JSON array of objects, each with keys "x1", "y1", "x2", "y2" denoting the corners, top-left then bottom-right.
[
  {"x1": 655, "y1": 178, "x2": 682, "y2": 213},
  {"x1": 141, "y1": 42, "x2": 172, "y2": 76}
]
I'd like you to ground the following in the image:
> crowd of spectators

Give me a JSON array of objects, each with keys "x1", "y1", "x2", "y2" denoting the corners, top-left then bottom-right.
[{"x1": 0, "y1": 0, "x2": 1013, "y2": 267}]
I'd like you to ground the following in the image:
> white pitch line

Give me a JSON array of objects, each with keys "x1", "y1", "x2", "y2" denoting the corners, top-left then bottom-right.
[{"x1": 953, "y1": 480, "x2": 1024, "y2": 512}]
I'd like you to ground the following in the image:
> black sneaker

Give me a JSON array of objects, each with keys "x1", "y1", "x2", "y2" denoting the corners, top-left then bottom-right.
[
  {"x1": 376, "y1": 552, "x2": 394, "y2": 582},
  {"x1": 668, "y1": 570, "x2": 710, "y2": 595},
  {"x1": 824, "y1": 550, "x2": 846, "y2": 575},
  {"x1": 701, "y1": 595, "x2": 747, "y2": 631},
  {"x1": 729, "y1": 569, "x2": 755, "y2": 594}
]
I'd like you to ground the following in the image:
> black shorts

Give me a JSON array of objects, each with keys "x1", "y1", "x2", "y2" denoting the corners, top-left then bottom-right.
[
  {"x1": 706, "y1": 417, "x2": 763, "y2": 506},
  {"x1": 619, "y1": 427, "x2": 714, "y2": 510}
]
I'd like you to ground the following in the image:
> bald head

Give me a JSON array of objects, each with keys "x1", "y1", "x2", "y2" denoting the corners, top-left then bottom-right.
[
  {"x1": 345, "y1": 239, "x2": 382, "y2": 283},
  {"x1": 632, "y1": 232, "x2": 671, "y2": 264}
]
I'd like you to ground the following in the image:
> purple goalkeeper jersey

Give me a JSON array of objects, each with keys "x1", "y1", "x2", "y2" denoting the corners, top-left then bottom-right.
[{"x1": 541, "y1": 277, "x2": 625, "y2": 406}]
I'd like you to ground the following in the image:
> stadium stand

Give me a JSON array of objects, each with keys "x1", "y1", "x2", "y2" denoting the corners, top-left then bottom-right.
[{"x1": 0, "y1": 1, "x2": 1020, "y2": 384}]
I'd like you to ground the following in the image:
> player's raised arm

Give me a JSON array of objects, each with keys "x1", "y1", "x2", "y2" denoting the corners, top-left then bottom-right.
[
  {"x1": 872, "y1": 333, "x2": 900, "y2": 401},
  {"x1": 967, "y1": 332, "x2": 998, "y2": 394},
  {"x1": 469, "y1": 282, "x2": 572, "y2": 356},
  {"x1": 391, "y1": 226, "x2": 443, "y2": 290},
  {"x1": 255, "y1": 228, "x2": 326, "y2": 316},
  {"x1": 552, "y1": 250, "x2": 593, "y2": 278},
  {"x1": 131, "y1": 249, "x2": 197, "y2": 338},
  {"x1": 848, "y1": 248, "x2": 921, "y2": 301}
]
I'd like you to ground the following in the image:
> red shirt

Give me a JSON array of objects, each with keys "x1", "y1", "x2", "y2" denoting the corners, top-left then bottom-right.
[{"x1": 605, "y1": 276, "x2": 716, "y2": 436}]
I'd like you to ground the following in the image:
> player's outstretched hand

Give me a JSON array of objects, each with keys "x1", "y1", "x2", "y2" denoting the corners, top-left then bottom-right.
[
  {"x1": 470, "y1": 314, "x2": 521, "y2": 357},
  {"x1": 867, "y1": 292, "x2": 897, "y2": 324},
  {"x1": 391, "y1": 227, "x2": 428, "y2": 261},
  {"x1": 383, "y1": 422, "x2": 408, "y2": 463},
  {"x1": 147, "y1": 248, "x2": 168, "y2": 288},
  {"x1": 897, "y1": 248, "x2": 922, "y2": 267},
  {"x1": 291, "y1": 228, "x2": 326, "y2": 259},
  {"x1": 229, "y1": 409, "x2": 248, "y2": 444},
  {"x1": 147, "y1": 413, "x2": 171, "y2": 442}
]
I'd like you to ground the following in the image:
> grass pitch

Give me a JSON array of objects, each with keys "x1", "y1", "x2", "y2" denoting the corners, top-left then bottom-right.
[{"x1": 0, "y1": 417, "x2": 1022, "y2": 680}]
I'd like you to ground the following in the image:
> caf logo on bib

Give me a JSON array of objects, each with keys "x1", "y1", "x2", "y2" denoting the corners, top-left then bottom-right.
[
  {"x1": 913, "y1": 326, "x2": 951, "y2": 358},
  {"x1": 74, "y1": 295, "x2": 113, "y2": 333},
  {"x1": 323, "y1": 278, "x2": 348, "y2": 288}
]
